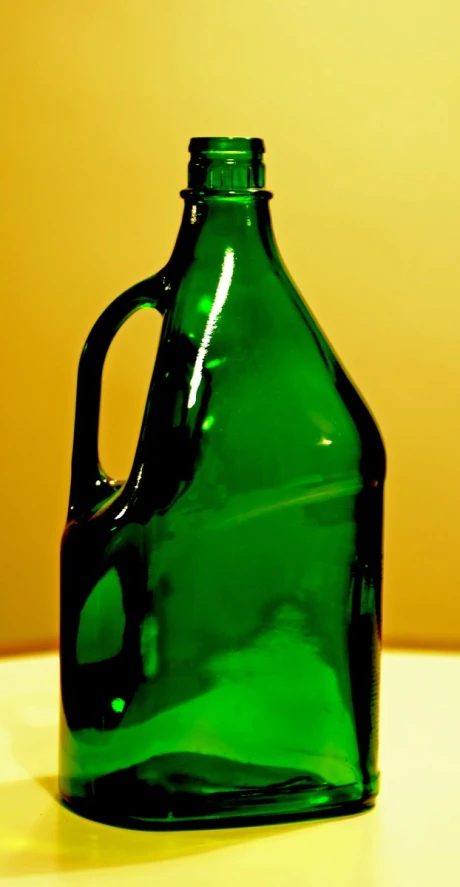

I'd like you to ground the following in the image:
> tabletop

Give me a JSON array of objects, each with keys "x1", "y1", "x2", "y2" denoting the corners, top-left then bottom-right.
[{"x1": 0, "y1": 649, "x2": 459, "y2": 886}]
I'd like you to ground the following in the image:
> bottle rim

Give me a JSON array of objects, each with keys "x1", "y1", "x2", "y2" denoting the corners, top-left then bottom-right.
[{"x1": 188, "y1": 137, "x2": 264, "y2": 156}]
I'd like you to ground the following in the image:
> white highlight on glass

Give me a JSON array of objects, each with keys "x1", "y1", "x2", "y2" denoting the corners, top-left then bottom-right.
[{"x1": 187, "y1": 247, "x2": 235, "y2": 409}]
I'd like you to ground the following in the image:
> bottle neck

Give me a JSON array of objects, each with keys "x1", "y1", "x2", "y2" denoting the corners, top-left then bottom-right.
[
  {"x1": 171, "y1": 190, "x2": 277, "y2": 267},
  {"x1": 187, "y1": 136, "x2": 265, "y2": 191},
  {"x1": 167, "y1": 138, "x2": 280, "y2": 272}
]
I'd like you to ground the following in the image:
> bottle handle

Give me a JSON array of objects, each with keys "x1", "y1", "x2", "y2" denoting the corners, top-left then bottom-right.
[{"x1": 68, "y1": 277, "x2": 165, "y2": 520}]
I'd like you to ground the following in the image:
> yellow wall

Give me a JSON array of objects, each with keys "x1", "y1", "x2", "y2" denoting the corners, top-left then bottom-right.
[{"x1": 1, "y1": 0, "x2": 460, "y2": 653}]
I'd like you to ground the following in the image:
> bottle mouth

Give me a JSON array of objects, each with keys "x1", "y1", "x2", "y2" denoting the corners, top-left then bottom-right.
[{"x1": 187, "y1": 137, "x2": 265, "y2": 191}]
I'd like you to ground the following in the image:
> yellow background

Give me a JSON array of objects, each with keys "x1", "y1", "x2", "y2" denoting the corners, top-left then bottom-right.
[{"x1": 1, "y1": 0, "x2": 459, "y2": 654}]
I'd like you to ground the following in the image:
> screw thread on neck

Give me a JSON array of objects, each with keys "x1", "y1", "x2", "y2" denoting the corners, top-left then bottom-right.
[{"x1": 187, "y1": 137, "x2": 265, "y2": 191}]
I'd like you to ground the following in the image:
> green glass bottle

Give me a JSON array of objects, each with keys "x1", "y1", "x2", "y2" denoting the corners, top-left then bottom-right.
[{"x1": 59, "y1": 137, "x2": 385, "y2": 827}]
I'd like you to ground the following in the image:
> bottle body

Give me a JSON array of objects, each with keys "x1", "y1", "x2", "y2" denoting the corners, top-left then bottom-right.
[{"x1": 60, "y1": 140, "x2": 385, "y2": 827}]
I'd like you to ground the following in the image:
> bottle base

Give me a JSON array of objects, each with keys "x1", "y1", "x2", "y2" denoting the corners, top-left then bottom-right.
[{"x1": 61, "y1": 781, "x2": 376, "y2": 831}]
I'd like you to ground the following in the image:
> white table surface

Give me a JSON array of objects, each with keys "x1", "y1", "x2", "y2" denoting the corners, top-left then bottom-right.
[{"x1": 0, "y1": 650, "x2": 459, "y2": 885}]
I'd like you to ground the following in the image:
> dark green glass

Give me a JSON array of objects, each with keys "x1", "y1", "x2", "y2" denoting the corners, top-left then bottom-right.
[{"x1": 59, "y1": 137, "x2": 385, "y2": 828}]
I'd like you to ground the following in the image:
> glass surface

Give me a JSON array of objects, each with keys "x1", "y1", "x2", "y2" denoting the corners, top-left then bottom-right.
[{"x1": 59, "y1": 137, "x2": 385, "y2": 828}]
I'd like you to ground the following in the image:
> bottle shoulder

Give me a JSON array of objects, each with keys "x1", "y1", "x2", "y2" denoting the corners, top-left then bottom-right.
[
  {"x1": 144, "y1": 264, "x2": 386, "y2": 498},
  {"x1": 271, "y1": 268, "x2": 386, "y2": 476}
]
